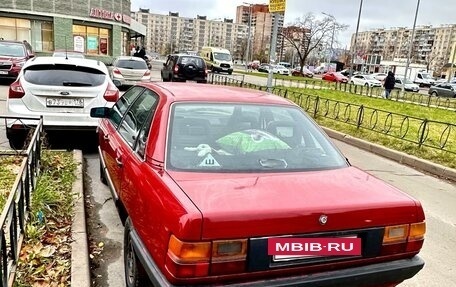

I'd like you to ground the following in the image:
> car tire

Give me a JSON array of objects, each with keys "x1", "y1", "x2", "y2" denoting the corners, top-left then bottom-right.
[
  {"x1": 364, "y1": 83, "x2": 369, "y2": 87},
  {"x1": 124, "y1": 217, "x2": 152, "y2": 287},
  {"x1": 431, "y1": 91, "x2": 438, "y2": 97},
  {"x1": 6, "y1": 128, "x2": 28, "y2": 150}
]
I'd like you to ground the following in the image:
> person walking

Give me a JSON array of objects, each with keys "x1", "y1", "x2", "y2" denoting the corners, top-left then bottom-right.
[{"x1": 383, "y1": 71, "x2": 395, "y2": 99}]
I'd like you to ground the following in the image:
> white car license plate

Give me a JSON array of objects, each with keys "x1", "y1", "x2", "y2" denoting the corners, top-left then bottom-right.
[
  {"x1": 0, "y1": 71, "x2": 8, "y2": 75},
  {"x1": 46, "y1": 98, "x2": 84, "y2": 107}
]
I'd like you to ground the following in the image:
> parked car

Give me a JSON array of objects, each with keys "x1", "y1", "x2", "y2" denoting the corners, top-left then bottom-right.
[
  {"x1": 313, "y1": 66, "x2": 327, "y2": 74},
  {"x1": 109, "y1": 56, "x2": 151, "y2": 87},
  {"x1": 428, "y1": 82, "x2": 456, "y2": 98},
  {"x1": 52, "y1": 50, "x2": 85, "y2": 59},
  {"x1": 340, "y1": 69, "x2": 361, "y2": 77},
  {"x1": 257, "y1": 63, "x2": 272, "y2": 73},
  {"x1": 6, "y1": 56, "x2": 119, "y2": 149},
  {"x1": 291, "y1": 67, "x2": 314, "y2": 78},
  {"x1": 0, "y1": 39, "x2": 35, "y2": 80},
  {"x1": 371, "y1": 72, "x2": 387, "y2": 81},
  {"x1": 272, "y1": 64, "x2": 289, "y2": 75},
  {"x1": 161, "y1": 54, "x2": 207, "y2": 83},
  {"x1": 394, "y1": 77, "x2": 420, "y2": 92},
  {"x1": 91, "y1": 82, "x2": 425, "y2": 287},
  {"x1": 350, "y1": 74, "x2": 382, "y2": 88},
  {"x1": 322, "y1": 72, "x2": 349, "y2": 83},
  {"x1": 247, "y1": 60, "x2": 260, "y2": 70}
]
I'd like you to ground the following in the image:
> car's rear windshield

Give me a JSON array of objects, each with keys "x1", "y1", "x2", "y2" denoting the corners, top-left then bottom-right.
[
  {"x1": 179, "y1": 56, "x2": 205, "y2": 68},
  {"x1": 0, "y1": 42, "x2": 25, "y2": 57},
  {"x1": 116, "y1": 60, "x2": 147, "y2": 69},
  {"x1": 23, "y1": 64, "x2": 106, "y2": 86},
  {"x1": 167, "y1": 103, "x2": 348, "y2": 172}
]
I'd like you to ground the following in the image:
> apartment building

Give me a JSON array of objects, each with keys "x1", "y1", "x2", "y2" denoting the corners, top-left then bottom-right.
[
  {"x1": 133, "y1": 9, "x2": 248, "y2": 59},
  {"x1": 235, "y1": 4, "x2": 284, "y2": 62},
  {"x1": 350, "y1": 24, "x2": 456, "y2": 75}
]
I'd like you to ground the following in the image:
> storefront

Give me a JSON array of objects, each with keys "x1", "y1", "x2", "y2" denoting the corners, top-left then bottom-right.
[{"x1": 0, "y1": 0, "x2": 145, "y2": 61}]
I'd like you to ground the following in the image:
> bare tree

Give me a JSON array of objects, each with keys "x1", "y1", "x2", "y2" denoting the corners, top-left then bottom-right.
[{"x1": 282, "y1": 13, "x2": 348, "y2": 73}]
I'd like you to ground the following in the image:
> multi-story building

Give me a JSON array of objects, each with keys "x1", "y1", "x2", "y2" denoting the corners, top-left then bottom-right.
[
  {"x1": 235, "y1": 4, "x2": 284, "y2": 62},
  {"x1": 0, "y1": 0, "x2": 145, "y2": 61},
  {"x1": 350, "y1": 24, "x2": 456, "y2": 75},
  {"x1": 133, "y1": 10, "x2": 248, "y2": 60}
]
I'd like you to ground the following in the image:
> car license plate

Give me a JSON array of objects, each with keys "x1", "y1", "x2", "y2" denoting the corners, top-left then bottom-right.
[
  {"x1": 0, "y1": 71, "x2": 8, "y2": 75},
  {"x1": 46, "y1": 98, "x2": 84, "y2": 107}
]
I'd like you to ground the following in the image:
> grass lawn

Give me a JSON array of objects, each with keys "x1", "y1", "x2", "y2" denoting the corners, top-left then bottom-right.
[{"x1": 284, "y1": 87, "x2": 456, "y2": 169}]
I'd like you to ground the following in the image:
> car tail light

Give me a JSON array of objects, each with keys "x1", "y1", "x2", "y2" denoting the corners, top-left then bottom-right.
[
  {"x1": 9, "y1": 79, "x2": 25, "y2": 99},
  {"x1": 165, "y1": 235, "x2": 247, "y2": 278},
  {"x1": 144, "y1": 70, "x2": 150, "y2": 77},
  {"x1": 173, "y1": 65, "x2": 179, "y2": 73},
  {"x1": 103, "y1": 82, "x2": 119, "y2": 102},
  {"x1": 381, "y1": 222, "x2": 425, "y2": 255},
  {"x1": 113, "y1": 68, "x2": 122, "y2": 75}
]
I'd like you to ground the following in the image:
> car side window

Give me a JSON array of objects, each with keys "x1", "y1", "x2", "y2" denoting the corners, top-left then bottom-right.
[
  {"x1": 109, "y1": 86, "x2": 144, "y2": 128},
  {"x1": 118, "y1": 88, "x2": 159, "y2": 149},
  {"x1": 135, "y1": 89, "x2": 159, "y2": 158}
]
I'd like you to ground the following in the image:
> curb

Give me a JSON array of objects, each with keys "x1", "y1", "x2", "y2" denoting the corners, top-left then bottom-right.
[
  {"x1": 323, "y1": 127, "x2": 456, "y2": 183},
  {"x1": 71, "y1": 150, "x2": 91, "y2": 287}
]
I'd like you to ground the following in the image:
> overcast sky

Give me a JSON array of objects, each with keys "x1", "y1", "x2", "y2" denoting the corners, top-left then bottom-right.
[{"x1": 131, "y1": 0, "x2": 456, "y2": 47}]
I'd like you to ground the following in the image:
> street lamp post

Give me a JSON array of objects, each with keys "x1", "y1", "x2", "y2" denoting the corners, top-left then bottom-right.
[
  {"x1": 349, "y1": 0, "x2": 363, "y2": 78},
  {"x1": 403, "y1": 0, "x2": 420, "y2": 92},
  {"x1": 322, "y1": 12, "x2": 336, "y2": 72}
]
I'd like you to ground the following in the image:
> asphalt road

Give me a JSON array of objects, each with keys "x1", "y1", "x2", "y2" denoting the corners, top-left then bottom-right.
[{"x1": 0, "y1": 68, "x2": 455, "y2": 286}]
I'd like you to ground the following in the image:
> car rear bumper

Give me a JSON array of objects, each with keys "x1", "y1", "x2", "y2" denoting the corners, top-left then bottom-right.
[
  {"x1": 0, "y1": 69, "x2": 20, "y2": 79},
  {"x1": 213, "y1": 66, "x2": 233, "y2": 73},
  {"x1": 131, "y1": 228, "x2": 424, "y2": 287}
]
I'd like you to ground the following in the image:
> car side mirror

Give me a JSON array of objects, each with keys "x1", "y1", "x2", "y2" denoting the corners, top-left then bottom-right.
[
  {"x1": 90, "y1": 107, "x2": 110, "y2": 118},
  {"x1": 112, "y1": 79, "x2": 121, "y2": 87}
]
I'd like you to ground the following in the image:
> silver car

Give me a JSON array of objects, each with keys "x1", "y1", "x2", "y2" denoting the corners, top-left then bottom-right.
[
  {"x1": 428, "y1": 83, "x2": 456, "y2": 98},
  {"x1": 110, "y1": 56, "x2": 151, "y2": 87},
  {"x1": 6, "y1": 56, "x2": 119, "y2": 149}
]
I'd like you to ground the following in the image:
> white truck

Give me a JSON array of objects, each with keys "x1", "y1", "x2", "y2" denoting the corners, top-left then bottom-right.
[{"x1": 394, "y1": 67, "x2": 435, "y2": 87}]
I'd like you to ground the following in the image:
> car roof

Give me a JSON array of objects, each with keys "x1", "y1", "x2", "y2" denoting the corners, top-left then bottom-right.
[
  {"x1": 139, "y1": 82, "x2": 296, "y2": 106},
  {"x1": 116, "y1": 56, "x2": 146, "y2": 61},
  {"x1": 0, "y1": 40, "x2": 24, "y2": 44},
  {"x1": 170, "y1": 54, "x2": 203, "y2": 58},
  {"x1": 24, "y1": 56, "x2": 108, "y2": 73}
]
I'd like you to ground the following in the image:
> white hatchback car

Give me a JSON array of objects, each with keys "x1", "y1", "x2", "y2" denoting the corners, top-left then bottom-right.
[
  {"x1": 109, "y1": 56, "x2": 151, "y2": 87},
  {"x1": 6, "y1": 56, "x2": 119, "y2": 149},
  {"x1": 350, "y1": 74, "x2": 382, "y2": 88}
]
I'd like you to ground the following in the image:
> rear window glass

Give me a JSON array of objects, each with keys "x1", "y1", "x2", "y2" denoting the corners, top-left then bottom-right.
[
  {"x1": 0, "y1": 42, "x2": 25, "y2": 57},
  {"x1": 24, "y1": 64, "x2": 106, "y2": 86},
  {"x1": 179, "y1": 57, "x2": 205, "y2": 68},
  {"x1": 116, "y1": 60, "x2": 147, "y2": 69}
]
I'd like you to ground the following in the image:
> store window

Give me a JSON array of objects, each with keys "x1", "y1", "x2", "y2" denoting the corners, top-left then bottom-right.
[
  {"x1": 0, "y1": 17, "x2": 53, "y2": 52},
  {"x1": 72, "y1": 24, "x2": 110, "y2": 56}
]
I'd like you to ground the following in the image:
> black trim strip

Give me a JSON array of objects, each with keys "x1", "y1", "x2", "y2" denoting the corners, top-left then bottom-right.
[{"x1": 98, "y1": 145, "x2": 118, "y2": 201}]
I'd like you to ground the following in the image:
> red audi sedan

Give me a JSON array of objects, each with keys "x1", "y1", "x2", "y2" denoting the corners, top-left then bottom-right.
[
  {"x1": 322, "y1": 72, "x2": 349, "y2": 83},
  {"x1": 91, "y1": 83, "x2": 425, "y2": 287}
]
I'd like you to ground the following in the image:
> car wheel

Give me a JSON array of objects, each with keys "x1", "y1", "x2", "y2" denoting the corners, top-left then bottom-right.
[
  {"x1": 350, "y1": 81, "x2": 354, "y2": 85},
  {"x1": 124, "y1": 217, "x2": 152, "y2": 287},
  {"x1": 100, "y1": 158, "x2": 107, "y2": 185},
  {"x1": 431, "y1": 91, "x2": 438, "y2": 97},
  {"x1": 228, "y1": 71, "x2": 232, "y2": 75},
  {"x1": 6, "y1": 128, "x2": 28, "y2": 150},
  {"x1": 364, "y1": 83, "x2": 369, "y2": 87}
]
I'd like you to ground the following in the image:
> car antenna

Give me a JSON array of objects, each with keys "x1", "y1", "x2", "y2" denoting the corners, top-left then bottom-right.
[{"x1": 65, "y1": 36, "x2": 68, "y2": 60}]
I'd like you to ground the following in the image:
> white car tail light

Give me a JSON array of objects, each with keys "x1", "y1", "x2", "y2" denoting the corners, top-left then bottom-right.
[
  {"x1": 9, "y1": 79, "x2": 25, "y2": 99},
  {"x1": 144, "y1": 70, "x2": 151, "y2": 77},
  {"x1": 113, "y1": 68, "x2": 122, "y2": 75},
  {"x1": 104, "y1": 82, "x2": 119, "y2": 102}
]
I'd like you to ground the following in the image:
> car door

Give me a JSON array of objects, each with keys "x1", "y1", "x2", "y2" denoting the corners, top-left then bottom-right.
[
  {"x1": 441, "y1": 84, "x2": 452, "y2": 97},
  {"x1": 100, "y1": 86, "x2": 145, "y2": 198},
  {"x1": 161, "y1": 55, "x2": 172, "y2": 80},
  {"x1": 115, "y1": 88, "x2": 159, "y2": 223}
]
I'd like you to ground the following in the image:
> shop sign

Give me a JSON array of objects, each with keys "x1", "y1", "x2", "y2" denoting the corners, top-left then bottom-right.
[
  {"x1": 90, "y1": 8, "x2": 130, "y2": 24},
  {"x1": 87, "y1": 36, "x2": 98, "y2": 51},
  {"x1": 73, "y1": 36, "x2": 85, "y2": 53}
]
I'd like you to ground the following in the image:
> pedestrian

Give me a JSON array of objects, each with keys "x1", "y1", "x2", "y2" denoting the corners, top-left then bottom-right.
[
  {"x1": 138, "y1": 46, "x2": 146, "y2": 60},
  {"x1": 383, "y1": 71, "x2": 395, "y2": 99},
  {"x1": 133, "y1": 46, "x2": 140, "y2": 57}
]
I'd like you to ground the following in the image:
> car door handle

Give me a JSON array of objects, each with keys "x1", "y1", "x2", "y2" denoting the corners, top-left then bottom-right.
[{"x1": 115, "y1": 156, "x2": 123, "y2": 167}]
